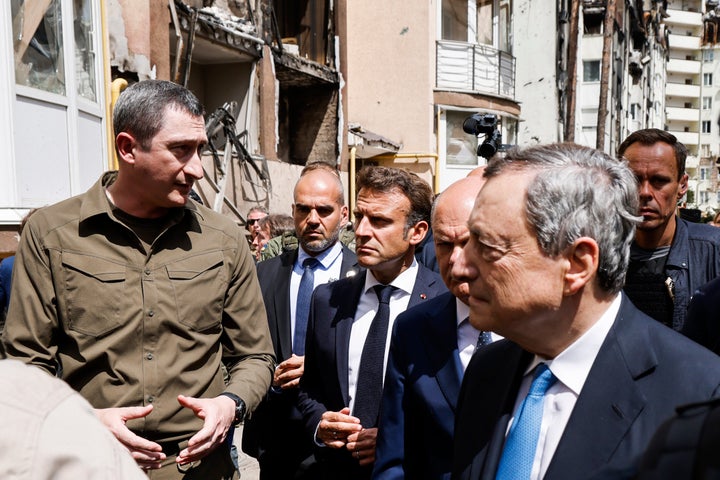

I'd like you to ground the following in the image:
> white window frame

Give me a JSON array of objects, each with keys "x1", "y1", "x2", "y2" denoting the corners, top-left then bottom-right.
[
  {"x1": 0, "y1": 0, "x2": 108, "y2": 217},
  {"x1": 438, "y1": 0, "x2": 504, "y2": 48},
  {"x1": 583, "y1": 60, "x2": 601, "y2": 83}
]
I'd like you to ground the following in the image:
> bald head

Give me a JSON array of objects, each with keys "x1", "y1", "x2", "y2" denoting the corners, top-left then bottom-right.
[
  {"x1": 292, "y1": 168, "x2": 348, "y2": 254},
  {"x1": 432, "y1": 176, "x2": 486, "y2": 302},
  {"x1": 467, "y1": 165, "x2": 486, "y2": 178}
]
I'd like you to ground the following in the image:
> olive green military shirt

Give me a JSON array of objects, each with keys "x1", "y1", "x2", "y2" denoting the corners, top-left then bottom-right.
[{"x1": 2, "y1": 173, "x2": 274, "y2": 443}]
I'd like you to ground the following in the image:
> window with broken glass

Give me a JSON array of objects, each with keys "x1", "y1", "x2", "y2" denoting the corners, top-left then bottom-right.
[{"x1": 11, "y1": 0, "x2": 96, "y2": 101}]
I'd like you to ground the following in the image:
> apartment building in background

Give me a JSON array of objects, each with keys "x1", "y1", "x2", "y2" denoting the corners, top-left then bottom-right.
[
  {"x1": 0, "y1": 0, "x2": 345, "y2": 254},
  {"x1": 10, "y1": 1, "x2": 716, "y2": 254},
  {"x1": 344, "y1": 0, "x2": 520, "y2": 193},
  {"x1": 514, "y1": 0, "x2": 667, "y2": 154}
]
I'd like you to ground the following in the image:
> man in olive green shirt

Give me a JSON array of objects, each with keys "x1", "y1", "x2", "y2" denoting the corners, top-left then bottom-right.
[{"x1": 2, "y1": 80, "x2": 274, "y2": 479}]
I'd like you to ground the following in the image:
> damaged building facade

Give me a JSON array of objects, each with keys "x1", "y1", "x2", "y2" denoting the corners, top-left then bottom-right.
[
  {"x1": 0, "y1": 0, "x2": 346, "y2": 254},
  {"x1": 514, "y1": 0, "x2": 668, "y2": 153},
  {"x1": 0, "y1": 0, "x2": 523, "y2": 253},
  {"x1": 4, "y1": 1, "x2": 706, "y2": 254},
  {"x1": 345, "y1": 0, "x2": 520, "y2": 192},
  {"x1": 670, "y1": 0, "x2": 720, "y2": 213}
]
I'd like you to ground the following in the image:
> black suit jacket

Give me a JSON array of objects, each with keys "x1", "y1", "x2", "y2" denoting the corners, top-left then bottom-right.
[
  {"x1": 256, "y1": 246, "x2": 361, "y2": 362},
  {"x1": 298, "y1": 264, "x2": 447, "y2": 478},
  {"x1": 373, "y1": 292, "x2": 464, "y2": 480},
  {"x1": 452, "y1": 295, "x2": 720, "y2": 480},
  {"x1": 242, "y1": 246, "x2": 361, "y2": 474},
  {"x1": 683, "y1": 275, "x2": 720, "y2": 355}
]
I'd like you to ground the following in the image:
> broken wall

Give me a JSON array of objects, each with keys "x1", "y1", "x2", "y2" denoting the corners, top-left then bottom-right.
[{"x1": 108, "y1": 0, "x2": 170, "y2": 79}]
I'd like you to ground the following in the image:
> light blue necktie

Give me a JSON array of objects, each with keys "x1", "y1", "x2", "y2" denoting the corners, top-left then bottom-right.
[
  {"x1": 293, "y1": 257, "x2": 319, "y2": 355},
  {"x1": 495, "y1": 363, "x2": 557, "y2": 480}
]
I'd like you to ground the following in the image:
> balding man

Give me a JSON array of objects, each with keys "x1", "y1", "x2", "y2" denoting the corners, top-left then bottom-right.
[
  {"x1": 373, "y1": 176, "x2": 496, "y2": 480},
  {"x1": 244, "y1": 163, "x2": 361, "y2": 480}
]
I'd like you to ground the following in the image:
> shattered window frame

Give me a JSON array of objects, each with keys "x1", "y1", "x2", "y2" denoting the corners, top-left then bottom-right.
[
  {"x1": 12, "y1": 0, "x2": 66, "y2": 95},
  {"x1": 73, "y1": 0, "x2": 97, "y2": 102},
  {"x1": 445, "y1": 110, "x2": 480, "y2": 166},
  {"x1": 11, "y1": 0, "x2": 98, "y2": 102}
]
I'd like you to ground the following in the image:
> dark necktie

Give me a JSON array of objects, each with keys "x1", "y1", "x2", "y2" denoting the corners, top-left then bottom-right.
[
  {"x1": 294, "y1": 257, "x2": 319, "y2": 356},
  {"x1": 476, "y1": 330, "x2": 493, "y2": 350},
  {"x1": 353, "y1": 284, "x2": 396, "y2": 427},
  {"x1": 495, "y1": 363, "x2": 557, "y2": 480}
]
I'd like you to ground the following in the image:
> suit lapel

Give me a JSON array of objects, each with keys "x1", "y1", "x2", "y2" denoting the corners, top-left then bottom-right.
[
  {"x1": 275, "y1": 250, "x2": 297, "y2": 360},
  {"x1": 339, "y1": 246, "x2": 361, "y2": 279},
  {"x1": 333, "y1": 271, "x2": 367, "y2": 405},
  {"x1": 544, "y1": 298, "x2": 653, "y2": 478},
  {"x1": 422, "y1": 293, "x2": 463, "y2": 412},
  {"x1": 408, "y1": 263, "x2": 443, "y2": 308},
  {"x1": 460, "y1": 342, "x2": 531, "y2": 480}
]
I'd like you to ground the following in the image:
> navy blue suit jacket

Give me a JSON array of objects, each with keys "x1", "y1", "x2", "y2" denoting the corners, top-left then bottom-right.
[
  {"x1": 298, "y1": 264, "x2": 447, "y2": 477},
  {"x1": 373, "y1": 292, "x2": 464, "y2": 480},
  {"x1": 242, "y1": 246, "x2": 360, "y2": 470},
  {"x1": 452, "y1": 295, "x2": 720, "y2": 480},
  {"x1": 256, "y1": 246, "x2": 361, "y2": 363},
  {"x1": 683, "y1": 275, "x2": 720, "y2": 355}
]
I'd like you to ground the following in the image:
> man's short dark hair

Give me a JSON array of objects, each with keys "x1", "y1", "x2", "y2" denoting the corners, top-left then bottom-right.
[
  {"x1": 356, "y1": 166, "x2": 433, "y2": 231},
  {"x1": 618, "y1": 129, "x2": 688, "y2": 180},
  {"x1": 113, "y1": 80, "x2": 205, "y2": 150}
]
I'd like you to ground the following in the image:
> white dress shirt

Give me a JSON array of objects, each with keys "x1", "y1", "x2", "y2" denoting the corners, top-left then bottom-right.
[
  {"x1": 456, "y1": 299, "x2": 503, "y2": 372},
  {"x1": 506, "y1": 294, "x2": 621, "y2": 480},
  {"x1": 289, "y1": 243, "x2": 344, "y2": 340},
  {"x1": 347, "y1": 260, "x2": 419, "y2": 414}
]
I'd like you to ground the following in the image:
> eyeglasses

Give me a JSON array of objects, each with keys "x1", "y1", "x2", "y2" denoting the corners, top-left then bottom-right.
[{"x1": 247, "y1": 219, "x2": 259, "y2": 226}]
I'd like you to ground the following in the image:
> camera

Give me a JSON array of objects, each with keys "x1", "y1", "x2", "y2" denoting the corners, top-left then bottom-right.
[
  {"x1": 462, "y1": 113, "x2": 498, "y2": 135},
  {"x1": 462, "y1": 113, "x2": 502, "y2": 160},
  {"x1": 478, "y1": 130, "x2": 501, "y2": 159}
]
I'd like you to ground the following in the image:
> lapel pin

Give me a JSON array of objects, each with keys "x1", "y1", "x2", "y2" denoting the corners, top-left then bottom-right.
[{"x1": 420, "y1": 293, "x2": 427, "y2": 300}]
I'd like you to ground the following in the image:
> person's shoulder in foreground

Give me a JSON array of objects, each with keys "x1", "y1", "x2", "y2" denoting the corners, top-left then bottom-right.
[{"x1": 0, "y1": 359, "x2": 147, "y2": 479}]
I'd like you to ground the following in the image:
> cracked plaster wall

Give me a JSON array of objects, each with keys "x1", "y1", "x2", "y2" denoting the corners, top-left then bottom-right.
[{"x1": 108, "y1": 0, "x2": 171, "y2": 80}]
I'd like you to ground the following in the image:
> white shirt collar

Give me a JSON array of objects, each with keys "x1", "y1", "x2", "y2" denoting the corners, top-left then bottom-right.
[
  {"x1": 525, "y1": 294, "x2": 622, "y2": 395},
  {"x1": 296, "y1": 242, "x2": 343, "y2": 270},
  {"x1": 456, "y1": 298, "x2": 470, "y2": 327},
  {"x1": 363, "y1": 258, "x2": 419, "y2": 296}
]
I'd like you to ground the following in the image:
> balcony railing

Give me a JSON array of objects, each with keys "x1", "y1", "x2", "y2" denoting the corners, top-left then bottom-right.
[
  {"x1": 667, "y1": 106, "x2": 700, "y2": 121},
  {"x1": 665, "y1": 82, "x2": 700, "y2": 98},
  {"x1": 436, "y1": 40, "x2": 515, "y2": 98},
  {"x1": 667, "y1": 58, "x2": 701, "y2": 74},
  {"x1": 664, "y1": 9, "x2": 703, "y2": 28}
]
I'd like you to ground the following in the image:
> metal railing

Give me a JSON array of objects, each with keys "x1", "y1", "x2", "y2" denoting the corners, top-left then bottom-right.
[{"x1": 436, "y1": 40, "x2": 516, "y2": 98}]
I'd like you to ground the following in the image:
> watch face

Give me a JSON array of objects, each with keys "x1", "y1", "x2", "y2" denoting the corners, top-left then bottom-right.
[{"x1": 235, "y1": 399, "x2": 246, "y2": 423}]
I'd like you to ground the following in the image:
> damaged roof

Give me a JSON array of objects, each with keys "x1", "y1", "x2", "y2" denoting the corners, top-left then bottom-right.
[
  {"x1": 348, "y1": 123, "x2": 402, "y2": 158},
  {"x1": 174, "y1": 1, "x2": 263, "y2": 63}
]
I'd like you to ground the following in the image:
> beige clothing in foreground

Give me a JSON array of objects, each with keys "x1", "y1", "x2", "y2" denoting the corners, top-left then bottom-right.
[
  {"x1": 0, "y1": 359, "x2": 146, "y2": 479},
  {"x1": 2, "y1": 173, "x2": 274, "y2": 443}
]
